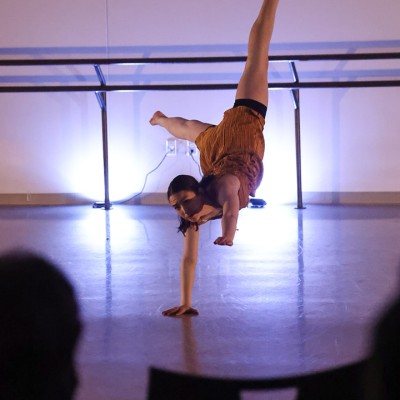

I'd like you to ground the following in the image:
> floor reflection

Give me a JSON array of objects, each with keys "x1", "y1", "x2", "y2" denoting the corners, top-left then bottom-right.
[
  {"x1": 181, "y1": 318, "x2": 200, "y2": 374},
  {"x1": 0, "y1": 204, "x2": 399, "y2": 400},
  {"x1": 296, "y1": 209, "x2": 306, "y2": 370}
]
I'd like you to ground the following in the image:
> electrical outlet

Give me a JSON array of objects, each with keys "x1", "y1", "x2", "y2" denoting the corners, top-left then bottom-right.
[
  {"x1": 166, "y1": 138, "x2": 177, "y2": 155},
  {"x1": 186, "y1": 140, "x2": 198, "y2": 156}
]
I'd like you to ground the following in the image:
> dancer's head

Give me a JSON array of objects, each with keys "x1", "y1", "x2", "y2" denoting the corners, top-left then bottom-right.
[
  {"x1": 0, "y1": 250, "x2": 82, "y2": 400},
  {"x1": 167, "y1": 175, "x2": 205, "y2": 234},
  {"x1": 167, "y1": 174, "x2": 221, "y2": 235}
]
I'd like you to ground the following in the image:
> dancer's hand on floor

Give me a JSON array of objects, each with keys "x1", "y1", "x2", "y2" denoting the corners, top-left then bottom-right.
[{"x1": 162, "y1": 305, "x2": 199, "y2": 317}]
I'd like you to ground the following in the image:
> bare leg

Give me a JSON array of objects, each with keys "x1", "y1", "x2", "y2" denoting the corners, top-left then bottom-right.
[
  {"x1": 235, "y1": 0, "x2": 279, "y2": 106},
  {"x1": 150, "y1": 111, "x2": 212, "y2": 142}
]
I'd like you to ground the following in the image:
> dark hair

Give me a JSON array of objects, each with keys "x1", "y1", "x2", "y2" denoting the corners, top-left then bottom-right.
[
  {"x1": 167, "y1": 174, "x2": 221, "y2": 235},
  {"x1": 0, "y1": 250, "x2": 81, "y2": 400},
  {"x1": 167, "y1": 174, "x2": 201, "y2": 199}
]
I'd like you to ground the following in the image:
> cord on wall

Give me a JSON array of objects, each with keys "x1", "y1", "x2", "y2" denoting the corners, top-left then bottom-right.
[
  {"x1": 130, "y1": 152, "x2": 169, "y2": 200},
  {"x1": 107, "y1": 144, "x2": 204, "y2": 206},
  {"x1": 188, "y1": 150, "x2": 202, "y2": 177}
]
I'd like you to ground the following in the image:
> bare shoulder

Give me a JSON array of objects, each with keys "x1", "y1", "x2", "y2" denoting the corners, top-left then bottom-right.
[
  {"x1": 218, "y1": 174, "x2": 240, "y2": 188},
  {"x1": 184, "y1": 223, "x2": 200, "y2": 243},
  {"x1": 183, "y1": 223, "x2": 200, "y2": 257},
  {"x1": 186, "y1": 223, "x2": 200, "y2": 236},
  {"x1": 217, "y1": 174, "x2": 240, "y2": 199}
]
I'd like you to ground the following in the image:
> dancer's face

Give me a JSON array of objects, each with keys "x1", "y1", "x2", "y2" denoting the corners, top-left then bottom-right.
[
  {"x1": 169, "y1": 190, "x2": 222, "y2": 224},
  {"x1": 168, "y1": 190, "x2": 204, "y2": 223}
]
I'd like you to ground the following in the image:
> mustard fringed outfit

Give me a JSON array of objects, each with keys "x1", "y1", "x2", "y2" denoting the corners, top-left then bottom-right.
[{"x1": 195, "y1": 105, "x2": 265, "y2": 209}]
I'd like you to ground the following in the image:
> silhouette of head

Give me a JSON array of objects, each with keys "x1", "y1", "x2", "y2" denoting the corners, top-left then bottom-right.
[{"x1": 0, "y1": 250, "x2": 82, "y2": 400}]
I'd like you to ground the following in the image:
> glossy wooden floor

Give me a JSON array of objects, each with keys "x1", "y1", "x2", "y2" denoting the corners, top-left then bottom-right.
[{"x1": 0, "y1": 204, "x2": 399, "y2": 400}]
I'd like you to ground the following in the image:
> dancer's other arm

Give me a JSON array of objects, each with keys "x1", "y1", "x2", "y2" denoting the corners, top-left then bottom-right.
[
  {"x1": 162, "y1": 225, "x2": 200, "y2": 316},
  {"x1": 214, "y1": 174, "x2": 240, "y2": 246}
]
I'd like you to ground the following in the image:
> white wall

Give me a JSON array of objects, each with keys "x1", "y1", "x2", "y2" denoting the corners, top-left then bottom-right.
[{"x1": 0, "y1": 0, "x2": 399, "y2": 204}]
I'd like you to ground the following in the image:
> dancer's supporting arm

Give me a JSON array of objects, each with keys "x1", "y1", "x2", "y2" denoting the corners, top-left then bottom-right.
[
  {"x1": 150, "y1": 111, "x2": 212, "y2": 142},
  {"x1": 162, "y1": 225, "x2": 200, "y2": 316}
]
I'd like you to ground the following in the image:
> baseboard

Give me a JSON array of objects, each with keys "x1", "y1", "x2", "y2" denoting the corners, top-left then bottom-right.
[
  {"x1": 0, "y1": 193, "x2": 92, "y2": 206},
  {"x1": 302, "y1": 192, "x2": 400, "y2": 205},
  {"x1": 127, "y1": 191, "x2": 400, "y2": 206},
  {"x1": 123, "y1": 193, "x2": 169, "y2": 205},
  {"x1": 0, "y1": 192, "x2": 399, "y2": 206}
]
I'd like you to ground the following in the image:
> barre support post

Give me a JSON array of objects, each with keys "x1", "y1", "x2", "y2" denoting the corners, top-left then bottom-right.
[
  {"x1": 290, "y1": 62, "x2": 306, "y2": 210},
  {"x1": 94, "y1": 65, "x2": 111, "y2": 210}
]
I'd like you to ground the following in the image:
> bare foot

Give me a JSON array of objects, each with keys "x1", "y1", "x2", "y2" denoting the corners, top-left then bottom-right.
[{"x1": 149, "y1": 111, "x2": 166, "y2": 126}]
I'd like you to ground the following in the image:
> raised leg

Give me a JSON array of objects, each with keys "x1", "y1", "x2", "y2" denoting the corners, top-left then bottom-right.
[
  {"x1": 235, "y1": 0, "x2": 279, "y2": 106},
  {"x1": 150, "y1": 111, "x2": 212, "y2": 142}
]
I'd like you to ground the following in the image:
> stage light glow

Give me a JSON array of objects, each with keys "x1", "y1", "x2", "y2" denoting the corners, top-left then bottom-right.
[
  {"x1": 69, "y1": 144, "x2": 141, "y2": 203},
  {"x1": 77, "y1": 206, "x2": 149, "y2": 254},
  {"x1": 237, "y1": 205, "x2": 300, "y2": 257}
]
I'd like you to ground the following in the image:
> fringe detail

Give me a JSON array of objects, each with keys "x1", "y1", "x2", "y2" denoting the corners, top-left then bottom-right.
[{"x1": 195, "y1": 106, "x2": 265, "y2": 209}]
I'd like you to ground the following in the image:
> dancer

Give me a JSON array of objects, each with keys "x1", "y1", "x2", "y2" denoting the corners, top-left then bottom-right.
[{"x1": 150, "y1": 0, "x2": 279, "y2": 316}]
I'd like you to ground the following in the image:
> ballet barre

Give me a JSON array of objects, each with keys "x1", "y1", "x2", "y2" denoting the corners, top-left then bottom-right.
[{"x1": 1, "y1": 52, "x2": 399, "y2": 209}]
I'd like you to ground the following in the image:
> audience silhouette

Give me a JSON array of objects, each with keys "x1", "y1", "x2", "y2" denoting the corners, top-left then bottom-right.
[
  {"x1": 367, "y1": 279, "x2": 400, "y2": 400},
  {"x1": 0, "y1": 250, "x2": 82, "y2": 400}
]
